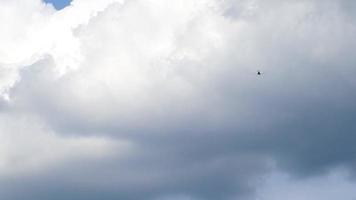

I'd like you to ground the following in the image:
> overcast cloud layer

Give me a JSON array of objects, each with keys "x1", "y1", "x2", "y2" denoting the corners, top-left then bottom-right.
[{"x1": 1, "y1": 0, "x2": 356, "y2": 199}]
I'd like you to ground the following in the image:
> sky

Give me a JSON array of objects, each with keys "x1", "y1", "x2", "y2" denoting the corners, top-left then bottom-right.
[
  {"x1": 1, "y1": 0, "x2": 356, "y2": 200},
  {"x1": 43, "y1": 0, "x2": 71, "y2": 10}
]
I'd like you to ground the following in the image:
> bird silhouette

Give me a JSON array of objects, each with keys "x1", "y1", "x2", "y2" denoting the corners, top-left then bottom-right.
[{"x1": 257, "y1": 70, "x2": 261, "y2": 75}]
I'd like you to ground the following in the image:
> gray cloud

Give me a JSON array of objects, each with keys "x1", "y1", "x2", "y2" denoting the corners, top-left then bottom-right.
[{"x1": 1, "y1": 0, "x2": 356, "y2": 199}]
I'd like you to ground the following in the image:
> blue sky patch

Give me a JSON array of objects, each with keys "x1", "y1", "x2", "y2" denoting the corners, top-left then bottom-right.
[{"x1": 43, "y1": 0, "x2": 72, "y2": 10}]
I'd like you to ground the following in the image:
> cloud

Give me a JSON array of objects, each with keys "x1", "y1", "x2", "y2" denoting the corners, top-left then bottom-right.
[
  {"x1": 0, "y1": 0, "x2": 125, "y2": 97},
  {"x1": 257, "y1": 168, "x2": 356, "y2": 200},
  {"x1": 0, "y1": 111, "x2": 130, "y2": 176},
  {"x1": 1, "y1": 0, "x2": 356, "y2": 199}
]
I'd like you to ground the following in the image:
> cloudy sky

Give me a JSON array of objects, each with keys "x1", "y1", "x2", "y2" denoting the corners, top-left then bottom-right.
[{"x1": 1, "y1": 0, "x2": 356, "y2": 199}]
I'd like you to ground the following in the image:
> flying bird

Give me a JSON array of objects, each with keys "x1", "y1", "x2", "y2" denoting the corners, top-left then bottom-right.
[{"x1": 257, "y1": 70, "x2": 261, "y2": 75}]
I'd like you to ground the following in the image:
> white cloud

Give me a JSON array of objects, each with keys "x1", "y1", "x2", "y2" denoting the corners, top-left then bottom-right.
[{"x1": 0, "y1": 0, "x2": 126, "y2": 99}]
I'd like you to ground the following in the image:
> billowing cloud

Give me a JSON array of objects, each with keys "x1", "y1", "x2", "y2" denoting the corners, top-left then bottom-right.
[{"x1": 1, "y1": 0, "x2": 356, "y2": 199}]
